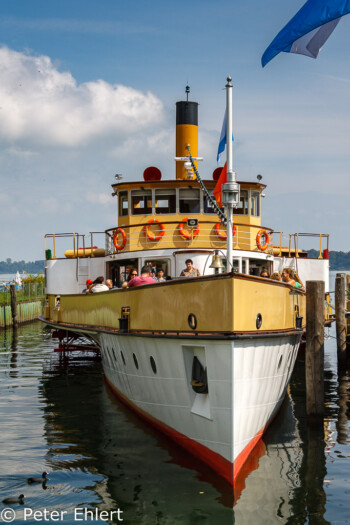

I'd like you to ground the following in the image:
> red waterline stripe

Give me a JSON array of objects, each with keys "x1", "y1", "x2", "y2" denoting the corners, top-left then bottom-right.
[
  {"x1": 104, "y1": 375, "x2": 271, "y2": 487},
  {"x1": 104, "y1": 375, "x2": 234, "y2": 484},
  {"x1": 233, "y1": 428, "x2": 265, "y2": 480}
]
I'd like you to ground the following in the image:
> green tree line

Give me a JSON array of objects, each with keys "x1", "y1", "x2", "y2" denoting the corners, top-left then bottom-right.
[
  {"x1": 0, "y1": 258, "x2": 45, "y2": 274},
  {"x1": 306, "y1": 250, "x2": 350, "y2": 270}
]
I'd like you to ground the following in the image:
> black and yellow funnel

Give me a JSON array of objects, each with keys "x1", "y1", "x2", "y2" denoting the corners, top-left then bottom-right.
[{"x1": 175, "y1": 98, "x2": 198, "y2": 180}]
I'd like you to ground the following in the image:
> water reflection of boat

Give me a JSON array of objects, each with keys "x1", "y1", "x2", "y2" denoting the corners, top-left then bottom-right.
[
  {"x1": 41, "y1": 353, "x2": 330, "y2": 523},
  {"x1": 234, "y1": 394, "x2": 303, "y2": 521},
  {"x1": 41, "y1": 81, "x2": 329, "y2": 486}
]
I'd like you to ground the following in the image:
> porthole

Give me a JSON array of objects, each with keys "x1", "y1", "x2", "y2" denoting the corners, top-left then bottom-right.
[
  {"x1": 150, "y1": 356, "x2": 157, "y2": 374},
  {"x1": 277, "y1": 355, "x2": 283, "y2": 371},
  {"x1": 188, "y1": 313, "x2": 197, "y2": 330},
  {"x1": 121, "y1": 351, "x2": 126, "y2": 365},
  {"x1": 256, "y1": 313, "x2": 262, "y2": 329},
  {"x1": 133, "y1": 353, "x2": 139, "y2": 370}
]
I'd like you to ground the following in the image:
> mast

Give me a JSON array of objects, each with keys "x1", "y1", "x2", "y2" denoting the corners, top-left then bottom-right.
[{"x1": 222, "y1": 77, "x2": 240, "y2": 270}]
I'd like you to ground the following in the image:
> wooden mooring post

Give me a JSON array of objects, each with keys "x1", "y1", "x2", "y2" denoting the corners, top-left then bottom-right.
[
  {"x1": 335, "y1": 273, "x2": 347, "y2": 364},
  {"x1": 305, "y1": 280, "x2": 325, "y2": 417},
  {"x1": 346, "y1": 274, "x2": 350, "y2": 351},
  {"x1": 9, "y1": 284, "x2": 17, "y2": 327}
]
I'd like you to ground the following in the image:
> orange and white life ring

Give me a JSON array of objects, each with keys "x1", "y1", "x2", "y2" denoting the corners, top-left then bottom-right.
[
  {"x1": 179, "y1": 218, "x2": 200, "y2": 240},
  {"x1": 112, "y1": 228, "x2": 127, "y2": 251},
  {"x1": 144, "y1": 218, "x2": 165, "y2": 241},
  {"x1": 256, "y1": 229, "x2": 270, "y2": 251},
  {"x1": 215, "y1": 223, "x2": 236, "y2": 240}
]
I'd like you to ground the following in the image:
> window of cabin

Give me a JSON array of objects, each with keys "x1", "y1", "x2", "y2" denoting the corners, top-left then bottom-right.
[
  {"x1": 203, "y1": 191, "x2": 216, "y2": 214},
  {"x1": 131, "y1": 189, "x2": 152, "y2": 215},
  {"x1": 179, "y1": 188, "x2": 200, "y2": 214},
  {"x1": 118, "y1": 191, "x2": 129, "y2": 217},
  {"x1": 234, "y1": 189, "x2": 248, "y2": 215},
  {"x1": 144, "y1": 258, "x2": 171, "y2": 279},
  {"x1": 251, "y1": 191, "x2": 260, "y2": 217},
  {"x1": 155, "y1": 189, "x2": 176, "y2": 214}
]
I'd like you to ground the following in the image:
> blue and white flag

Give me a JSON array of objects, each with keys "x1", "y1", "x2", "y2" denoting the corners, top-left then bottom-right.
[
  {"x1": 262, "y1": 0, "x2": 350, "y2": 67},
  {"x1": 217, "y1": 110, "x2": 234, "y2": 163}
]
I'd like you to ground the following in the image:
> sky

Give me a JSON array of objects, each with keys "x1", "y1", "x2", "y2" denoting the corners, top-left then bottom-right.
[{"x1": 0, "y1": 0, "x2": 350, "y2": 262}]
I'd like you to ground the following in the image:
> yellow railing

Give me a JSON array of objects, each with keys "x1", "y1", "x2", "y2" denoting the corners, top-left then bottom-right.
[
  {"x1": 271, "y1": 232, "x2": 329, "y2": 259},
  {"x1": 44, "y1": 232, "x2": 106, "y2": 259},
  {"x1": 45, "y1": 227, "x2": 330, "y2": 260},
  {"x1": 44, "y1": 223, "x2": 275, "y2": 259}
]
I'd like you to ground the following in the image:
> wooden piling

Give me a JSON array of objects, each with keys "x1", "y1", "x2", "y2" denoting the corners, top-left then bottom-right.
[
  {"x1": 335, "y1": 273, "x2": 347, "y2": 364},
  {"x1": 305, "y1": 280, "x2": 324, "y2": 417},
  {"x1": 9, "y1": 284, "x2": 17, "y2": 327},
  {"x1": 346, "y1": 274, "x2": 350, "y2": 350}
]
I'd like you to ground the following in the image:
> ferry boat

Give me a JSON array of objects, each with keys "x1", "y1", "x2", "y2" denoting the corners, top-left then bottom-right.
[{"x1": 41, "y1": 79, "x2": 329, "y2": 486}]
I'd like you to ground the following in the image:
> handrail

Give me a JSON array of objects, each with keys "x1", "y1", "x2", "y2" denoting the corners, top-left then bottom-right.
[
  {"x1": 290, "y1": 232, "x2": 329, "y2": 259},
  {"x1": 44, "y1": 227, "x2": 329, "y2": 260},
  {"x1": 44, "y1": 232, "x2": 106, "y2": 260}
]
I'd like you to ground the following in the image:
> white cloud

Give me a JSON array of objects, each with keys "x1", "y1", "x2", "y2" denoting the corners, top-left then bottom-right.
[
  {"x1": 86, "y1": 192, "x2": 114, "y2": 205},
  {"x1": 0, "y1": 46, "x2": 164, "y2": 147}
]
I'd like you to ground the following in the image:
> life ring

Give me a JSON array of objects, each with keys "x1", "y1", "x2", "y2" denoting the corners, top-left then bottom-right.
[
  {"x1": 144, "y1": 218, "x2": 165, "y2": 241},
  {"x1": 256, "y1": 229, "x2": 270, "y2": 251},
  {"x1": 179, "y1": 218, "x2": 200, "y2": 240},
  {"x1": 215, "y1": 223, "x2": 236, "y2": 240},
  {"x1": 112, "y1": 228, "x2": 127, "y2": 251}
]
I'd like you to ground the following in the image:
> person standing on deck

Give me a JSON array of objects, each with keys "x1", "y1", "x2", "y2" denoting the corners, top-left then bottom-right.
[{"x1": 180, "y1": 259, "x2": 200, "y2": 278}]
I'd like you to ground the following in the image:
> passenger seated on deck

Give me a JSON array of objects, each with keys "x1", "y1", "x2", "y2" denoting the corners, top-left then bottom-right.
[
  {"x1": 260, "y1": 268, "x2": 270, "y2": 278},
  {"x1": 121, "y1": 268, "x2": 138, "y2": 288},
  {"x1": 106, "y1": 279, "x2": 114, "y2": 289},
  {"x1": 281, "y1": 268, "x2": 305, "y2": 291},
  {"x1": 155, "y1": 268, "x2": 166, "y2": 282},
  {"x1": 90, "y1": 276, "x2": 109, "y2": 293},
  {"x1": 180, "y1": 259, "x2": 200, "y2": 278},
  {"x1": 127, "y1": 265, "x2": 156, "y2": 288},
  {"x1": 292, "y1": 270, "x2": 305, "y2": 292},
  {"x1": 270, "y1": 272, "x2": 282, "y2": 281},
  {"x1": 82, "y1": 279, "x2": 94, "y2": 294}
]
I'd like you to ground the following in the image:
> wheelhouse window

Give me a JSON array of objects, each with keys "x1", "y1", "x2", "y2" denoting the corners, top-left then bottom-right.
[
  {"x1": 234, "y1": 189, "x2": 248, "y2": 215},
  {"x1": 155, "y1": 189, "x2": 176, "y2": 214},
  {"x1": 203, "y1": 191, "x2": 216, "y2": 214},
  {"x1": 251, "y1": 191, "x2": 260, "y2": 217},
  {"x1": 179, "y1": 188, "x2": 200, "y2": 214},
  {"x1": 118, "y1": 191, "x2": 129, "y2": 217},
  {"x1": 131, "y1": 189, "x2": 152, "y2": 215}
]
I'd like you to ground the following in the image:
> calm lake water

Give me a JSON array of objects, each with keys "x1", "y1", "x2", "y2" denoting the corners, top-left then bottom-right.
[{"x1": 0, "y1": 271, "x2": 349, "y2": 524}]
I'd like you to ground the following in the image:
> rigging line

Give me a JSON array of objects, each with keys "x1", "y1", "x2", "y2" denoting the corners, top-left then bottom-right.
[{"x1": 186, "y1": 144, "x2": 227, "y2": 224}]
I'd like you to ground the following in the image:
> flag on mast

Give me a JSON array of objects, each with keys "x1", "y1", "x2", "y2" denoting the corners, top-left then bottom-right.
[
  {"x1": 217, "y1": 110, "x2": 234, "y2": 163},
  {"x1": 262, "y1": 0, "x2": 350, "y2": 67},
  {"x1": 217, "y1": 110, "x2": 227, "y2": 163}
]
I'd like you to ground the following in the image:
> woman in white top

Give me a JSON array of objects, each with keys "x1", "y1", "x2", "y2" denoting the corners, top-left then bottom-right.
[{"x1": 90, "y1": 276, "x2": 109, "y2": 292}]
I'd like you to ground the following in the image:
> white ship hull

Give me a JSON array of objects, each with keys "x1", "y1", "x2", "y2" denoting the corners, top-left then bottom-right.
[{"x1": 96, "y1": 331, "x2": 301, "y2": 484}]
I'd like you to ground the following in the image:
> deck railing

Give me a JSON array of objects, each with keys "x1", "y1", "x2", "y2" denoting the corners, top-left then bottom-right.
[
  {"x1": 44, "y1": 224, "x2": 330, "y2": 260},
  {"x1": 272, "y1": 232, "x2": 329, "y2": 259}
]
